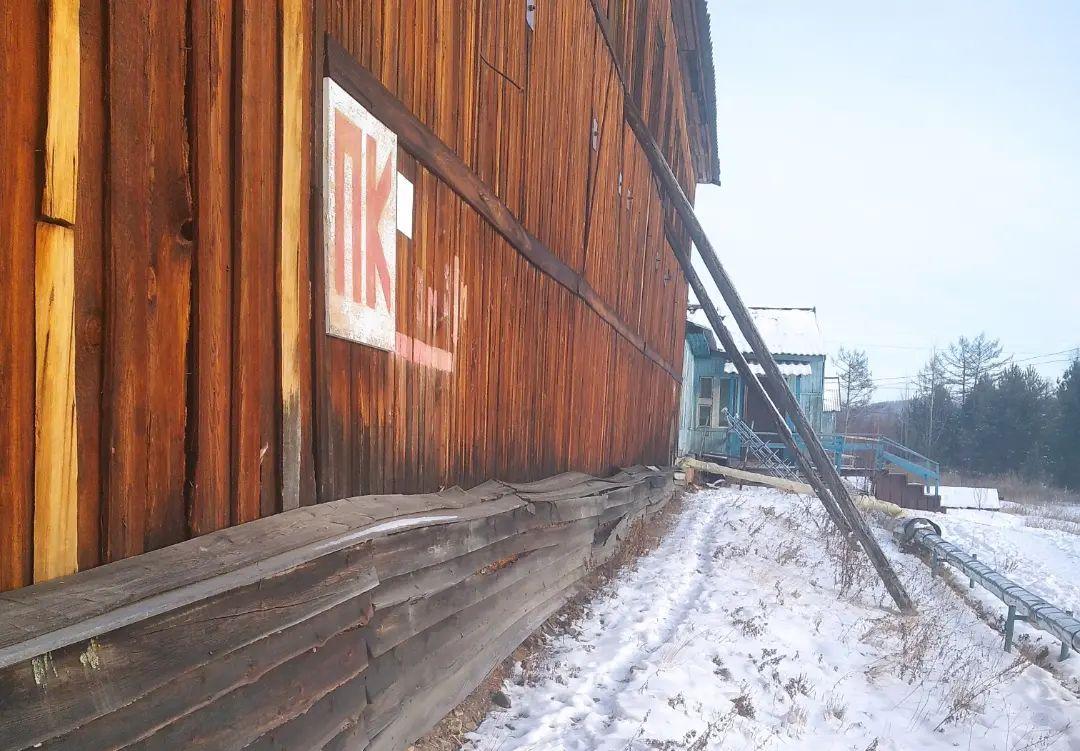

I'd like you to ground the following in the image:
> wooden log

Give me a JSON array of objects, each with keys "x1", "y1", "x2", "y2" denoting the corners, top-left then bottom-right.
[
  {"x1": 623, "y1": 93, "x2": 911, "y2": 614},
  {"x1": 33, "y1": 222, "x2": 79, "y2": 582}
]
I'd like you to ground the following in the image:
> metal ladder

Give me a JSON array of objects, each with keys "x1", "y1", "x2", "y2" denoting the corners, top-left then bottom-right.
[{"x1": 721, "y1": 408, "x2": 801, "y2": 482}]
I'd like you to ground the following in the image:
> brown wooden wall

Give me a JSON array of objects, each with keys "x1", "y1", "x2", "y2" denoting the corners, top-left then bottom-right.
[{"x1": 0, "y1": 0, "x2": 712, "y2": 591}]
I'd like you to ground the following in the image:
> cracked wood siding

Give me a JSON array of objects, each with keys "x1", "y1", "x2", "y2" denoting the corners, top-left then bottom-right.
[{"x1": 0, "y1": 0, "x2": 710, "y2": 589}]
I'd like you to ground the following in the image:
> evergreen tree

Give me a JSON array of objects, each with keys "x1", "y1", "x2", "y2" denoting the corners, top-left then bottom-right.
[
  {"x1": 960, "y1": 366, "x2": 1050, "y2": 476},
  {"x1": 1051, "y1": 359, "x2": 1080, "y2": 489}
]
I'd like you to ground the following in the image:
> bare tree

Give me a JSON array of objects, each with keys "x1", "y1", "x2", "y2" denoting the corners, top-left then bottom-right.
[
  {"x1": 942, "y1": 333, "x2": 1008, "y2": 403},
  {"x1": 836, "y1": 347, "x2": 875, "y2": 432}
]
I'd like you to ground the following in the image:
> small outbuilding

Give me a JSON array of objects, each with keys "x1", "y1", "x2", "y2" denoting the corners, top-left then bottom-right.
[{"x1": 678, "y1": 306, "x2": 830, "y2": 458}]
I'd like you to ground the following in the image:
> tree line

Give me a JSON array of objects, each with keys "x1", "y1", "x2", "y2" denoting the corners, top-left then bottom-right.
[{"x1": 838, "y1": 335, "x2": 1080, "y2": 490}]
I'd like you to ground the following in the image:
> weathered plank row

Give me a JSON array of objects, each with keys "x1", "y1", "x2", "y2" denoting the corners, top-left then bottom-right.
[
  {"x1": 367, "y1": 574, "x2": 583, "y2": 751},
  {"x1": 367, "y1": 530, "x2": 592, "y2": 660},
  {"x1": 1, "y1": 546, "x2": 376, "y2": 750},
  {"x1": 353, "y1": 555, "x2": 589, "y2": 751},
  {"x1": 0, "y1": 468, "x2": 673, "y2": 751}
]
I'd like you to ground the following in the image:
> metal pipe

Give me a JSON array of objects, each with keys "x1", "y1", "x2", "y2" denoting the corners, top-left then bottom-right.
[{"x1": 900, "y1": 518, "x2": 1080, "y2": 657}]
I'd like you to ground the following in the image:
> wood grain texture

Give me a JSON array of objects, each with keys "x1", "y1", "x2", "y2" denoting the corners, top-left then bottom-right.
[
  {"x1": 280, "y1": 0, "x2": 306, "y2": 511},
  {"x1": 1, "y1": 0, "x2": 710, "y2": 586},
  {"x1": 33, "y1": 222, "x2": 80, "y2": 582},
  {"x1": 0, "y1": 0, "x2": 42, "y2": 593},
  {"x1": 189, "y1": 0, "x2": 235, "y2": 536},
  {"x1": 233, "y1": 0, "x2": 281, "y2": 524},
  {"x1": 41, "y1": 0, "x2": 80, "y2": 224}
]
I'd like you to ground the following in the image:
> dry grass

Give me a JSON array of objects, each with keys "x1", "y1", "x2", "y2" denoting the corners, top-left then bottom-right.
[
  {"x1": 1000, "y1": 500, "x2": 1080, "y2": 536},
  {"x1": 409, "y1": 492, "x2": 686, "y2": 751},
  {"x1": 941, "y1": 470, "x2": 1080, "y2": 506}
]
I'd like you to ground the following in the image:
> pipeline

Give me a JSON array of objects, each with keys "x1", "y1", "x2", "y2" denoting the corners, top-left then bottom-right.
[{"x1": 899, "y1": 518, "x2": 1080, "y2": 660}]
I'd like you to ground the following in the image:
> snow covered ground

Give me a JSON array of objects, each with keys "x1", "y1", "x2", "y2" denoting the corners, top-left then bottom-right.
[
  {"x1": 938, "y1": 485, "x2": 1003, "y2": 510},
  {"x1": 463, "y1": 487, "x2": 1080, "y2": 751}
]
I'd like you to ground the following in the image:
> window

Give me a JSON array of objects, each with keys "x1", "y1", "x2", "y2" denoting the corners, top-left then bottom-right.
[
  {"x1": 717, "y1": 379, "x2": 732, "y2": 413},
  {"x1": 696, "y1": 377, "x2": 714, "y2": 426},
  {"x1": 697, "y1": 377, "x2": 714, "y2": 399}
]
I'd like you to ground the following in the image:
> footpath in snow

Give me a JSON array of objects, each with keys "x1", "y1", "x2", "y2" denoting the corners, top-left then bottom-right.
[{"x1": 463, "y1": 487, "x2": 1080, "y2": 751}]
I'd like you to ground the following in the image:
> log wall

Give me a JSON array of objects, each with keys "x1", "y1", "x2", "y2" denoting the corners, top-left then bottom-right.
[
  {"x1": 0, "y1": 467, "x2": 675, "y2": 751},
  {"x1": 0, "y1": 0, "x2": 715, "y2": 589}
]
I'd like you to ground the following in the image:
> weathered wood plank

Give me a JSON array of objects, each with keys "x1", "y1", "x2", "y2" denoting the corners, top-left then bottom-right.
[
  {"x1": 33, "y1": 222, "x2": 79, "y2": 582},
  {"x1": 144, "y1": 0, "x2": 194, "y2": 553},
  {"x1": 73, "y1": 0, "x2": 106, "y2": 574},
  {"x1": 41, "y1": 0, "x2": 80, "y2": 224},
  {"x1": 233, "y1": 0, "x2": 281, "y2": 524},
  {"x1": 0, "y1": 468, "x2": 673, "y2": 749},
  {"x1": 280, "y1": 0, "x2": 306, "y2": 512},
  {"x1": 189, "y1": 0, "x2": 235, "y2": 536},
  {"x1": 0, "y1": 546, "x2": 377, "y2": 750},
  {"x1": 102, "y1": 0, "x2": 152, "y2": 563}
]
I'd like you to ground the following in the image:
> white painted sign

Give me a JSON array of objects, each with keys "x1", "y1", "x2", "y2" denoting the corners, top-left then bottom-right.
[{"x1": 323, "y1": 77, "x2": 397, "y2": 350}]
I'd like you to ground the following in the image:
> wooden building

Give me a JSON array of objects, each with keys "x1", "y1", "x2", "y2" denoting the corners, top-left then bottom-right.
[
  {"x1": 0, "y1": 2, "x2": 719, "y2": 747},
  {"x1": 0, "y1": 0, "x2": 717, "y2": 591}
]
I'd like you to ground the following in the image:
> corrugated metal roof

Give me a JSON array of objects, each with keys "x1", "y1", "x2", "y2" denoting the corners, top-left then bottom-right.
[
  {"x1": 723, "y1": 362, "x2": 812, "y2": 377},
  {"x1": 687, "y1": 306, "x2": 826, "y2": 357}
]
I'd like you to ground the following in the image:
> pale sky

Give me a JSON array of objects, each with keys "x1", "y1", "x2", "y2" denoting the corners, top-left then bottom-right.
[{"x1": 692, "y1": 0, "x2": 1080, "y2": 398}]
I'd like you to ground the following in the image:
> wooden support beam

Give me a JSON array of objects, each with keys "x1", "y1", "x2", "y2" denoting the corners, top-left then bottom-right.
[
  {"x1": 34, "y1": 0, "x2": 80, "y2": 583},
  {"x1": 672, "y1": 240, "x2": 852, "y2": 535},
  {"x1": 586, "y1": 0, "x2": 913, "y2": 612},
  {"x1": 625, "y1": 97, "x2": 914, "y2": 612},
  {"x1": 279, "y1": 0, "x2": 305, "y2": 511}
]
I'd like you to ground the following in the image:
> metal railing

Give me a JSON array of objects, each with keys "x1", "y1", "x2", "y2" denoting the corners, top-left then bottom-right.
[
  {"x1": 820, "y1": 433, "x2": 940, "y2": 494},
  {"x1": 900, "y1": 518, "x2": 1079, "y2": 660}
]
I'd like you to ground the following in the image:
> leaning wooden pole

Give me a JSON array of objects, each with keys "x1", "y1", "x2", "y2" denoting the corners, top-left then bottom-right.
[
  {"x1": 627, "y1": 108, "x2": 914, "y2": 613},
  {"x1": 677, "y1": 252, "x2": 851, "y2": 535}
]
